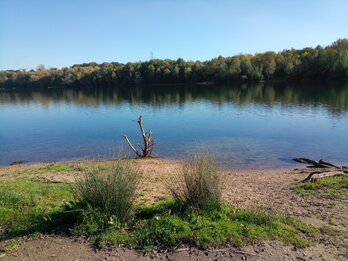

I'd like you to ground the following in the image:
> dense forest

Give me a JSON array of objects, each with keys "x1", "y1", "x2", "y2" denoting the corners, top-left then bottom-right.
[{"x1": 1, "y1": 39, "x2": 347, "y2": 90}]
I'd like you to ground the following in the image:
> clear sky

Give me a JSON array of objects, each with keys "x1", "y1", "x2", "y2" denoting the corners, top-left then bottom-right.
[{"x1": 1, "y1": 0, "x2": 347, "y2": 70}]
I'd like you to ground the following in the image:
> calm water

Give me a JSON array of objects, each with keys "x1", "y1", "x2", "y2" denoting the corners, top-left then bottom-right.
[{"x1": 1, "y1": 82, "x2": 348, "y2": 171}]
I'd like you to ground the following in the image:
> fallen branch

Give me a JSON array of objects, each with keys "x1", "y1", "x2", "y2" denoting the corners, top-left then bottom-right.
[
  {"x1": 293, "y1": 158, "x2": 339, "y2": 168},
  {"x1": 293, "y1": 158, "x2": 347, "y2": 182},
  {"x1": 302, "y1": 171, "x2": 345, "y2": 182}
]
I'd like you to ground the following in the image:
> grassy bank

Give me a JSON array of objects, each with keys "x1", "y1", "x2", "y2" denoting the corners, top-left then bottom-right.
[
  {"x1": 1, "y1": 159, "x2": 347, "y2": 255},
  {"x1": 0, "y1": 178, "x2": 316, "y2": 252},
  {"x1": 0, "y1": 178, "x2": 73, "y2": 237}
]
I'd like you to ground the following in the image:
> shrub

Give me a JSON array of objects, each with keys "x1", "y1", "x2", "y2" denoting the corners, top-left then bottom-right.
[
  {"x1": 168, "y1": 151, "x2": 222, "y2": 209},
  {"x1": 74, "y1": 160, "x2": 141, "y2": 222}
]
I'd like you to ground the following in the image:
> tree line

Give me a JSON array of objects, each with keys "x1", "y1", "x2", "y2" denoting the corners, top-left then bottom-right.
[{"x1": 1, "y1": 39, "x2": 347, "y2": 90}]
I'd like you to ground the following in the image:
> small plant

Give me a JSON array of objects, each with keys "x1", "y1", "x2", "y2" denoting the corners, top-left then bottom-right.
[
  {"x1": 168, "y1": 151, "x2": 222, "y2": 209},
  {"x1": 74, "y1": 160, "x2": 141, "y2": 222}
]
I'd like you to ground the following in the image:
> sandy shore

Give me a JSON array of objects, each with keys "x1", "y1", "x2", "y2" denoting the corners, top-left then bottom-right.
[{"x1": 1, "y1": 158, "x2": 347, "y2": 261}]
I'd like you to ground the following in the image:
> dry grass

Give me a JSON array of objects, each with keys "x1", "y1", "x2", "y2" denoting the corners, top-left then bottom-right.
[
  {"x1": 74, "y1": 159, "x2": 141, "y2": 221},
  {"x1": 168, "y1": 152, "x2": 222, "y2": 209}
]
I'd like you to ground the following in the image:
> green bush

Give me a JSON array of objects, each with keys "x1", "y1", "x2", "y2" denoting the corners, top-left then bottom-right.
[
  {"x1": 169, "y1": 151, "x2": 222, "y2": 209},
  {"x1": 74, "y1": 160, "x2": 141, "y2": 222}
]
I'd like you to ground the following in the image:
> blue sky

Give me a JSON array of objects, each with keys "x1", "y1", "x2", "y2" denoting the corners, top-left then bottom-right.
[{"x1": 0, "y1": 0, "x2": 347, "y2": 70}]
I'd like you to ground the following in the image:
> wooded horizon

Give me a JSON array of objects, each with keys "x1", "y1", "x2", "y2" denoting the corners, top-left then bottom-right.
[{"x1": 1, "y1": 39, "x2": 347, "y2": 90}]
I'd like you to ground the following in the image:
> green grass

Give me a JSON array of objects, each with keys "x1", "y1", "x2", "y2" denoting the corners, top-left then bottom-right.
[
  {"x1": 292, "y1": 175, "x2": 348, "y2": 196},
  {"x1": 40, "y1": 163, "x2": 77, "y2": 172},
  {"x1": 74, "y1": 201, "x2": 317, "y2": 251},
  {"x1": 0, "y1": 177, "x2": 317, "y2": 253},
  {"x1": 0, "y1": 163, "x2": 84, "y2": 178},
  {"x1": 0, "y1": 178, "x2": 74, "y2": 239}
]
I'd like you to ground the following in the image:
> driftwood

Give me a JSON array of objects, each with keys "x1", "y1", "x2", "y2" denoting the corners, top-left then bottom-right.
[
  {"x1": 293, "y1": 158, "x2": 340, "y2": 168},
  {"x1": 293, "y1": 158, "x2": 348, "y2": 182},
  {"x1": 122, "y1": 114, "x2": 156, "y2": 158}
]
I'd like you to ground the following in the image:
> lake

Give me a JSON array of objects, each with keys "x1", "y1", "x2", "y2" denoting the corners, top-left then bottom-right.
[{"x1": 1, "y1": 81, "x2": 348, "y2": 171}]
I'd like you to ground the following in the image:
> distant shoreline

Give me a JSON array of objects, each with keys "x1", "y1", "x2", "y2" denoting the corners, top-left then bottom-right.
[{"x1": 1, "y1": 39, "x2": 347, "y2": 91}]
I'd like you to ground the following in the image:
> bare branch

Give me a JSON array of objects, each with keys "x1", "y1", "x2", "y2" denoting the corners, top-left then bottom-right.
[
  {"x1": 318, "y1": 159, "x2": 339, "y2": 168},
  {"x1": 122, "y1": 135, "x2": 142, "y2": 157}
]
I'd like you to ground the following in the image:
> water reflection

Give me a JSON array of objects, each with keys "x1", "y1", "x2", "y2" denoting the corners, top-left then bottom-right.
[{"x1": 1, "y1": 81, "x2": 348, "y2": 114}]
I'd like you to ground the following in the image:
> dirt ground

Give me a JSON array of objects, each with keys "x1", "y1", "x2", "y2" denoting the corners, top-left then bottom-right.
[{"x1": 0, "y1": 158, "x2": 347, "y2": 261}]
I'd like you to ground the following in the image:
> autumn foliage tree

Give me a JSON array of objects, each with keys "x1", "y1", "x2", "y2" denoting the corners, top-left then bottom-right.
[{"x1": 1, "y1": 39, "x2": 347, "y2": 90}]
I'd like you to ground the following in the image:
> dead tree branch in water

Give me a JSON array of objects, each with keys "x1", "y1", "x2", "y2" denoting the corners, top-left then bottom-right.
[
  {"x1": 122, "y1": 114, "x2": 156, "y2": 158},
  {"x1": 293, "y1": 158, "x2": 348, "y2": 182}
]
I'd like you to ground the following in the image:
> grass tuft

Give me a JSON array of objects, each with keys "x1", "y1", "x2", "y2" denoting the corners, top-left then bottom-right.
[
  {"x1": 168, "y1": 151, "x2": 222, "y2": 210},
  {"x1": 74, "y1": 160, "x2": 141, "y2": 222}
]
